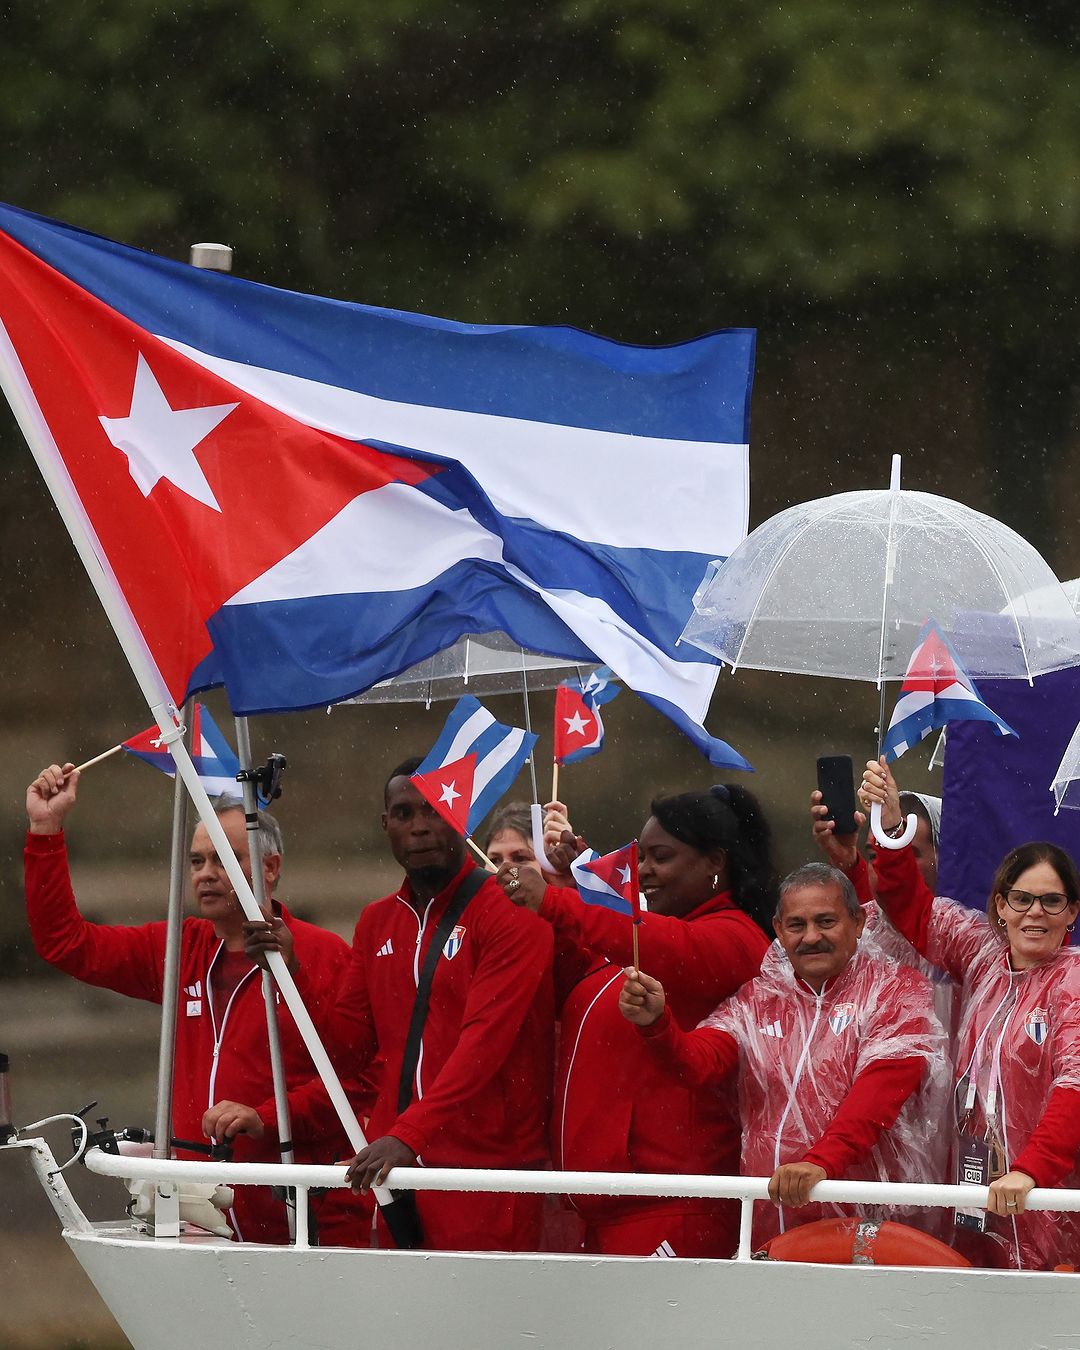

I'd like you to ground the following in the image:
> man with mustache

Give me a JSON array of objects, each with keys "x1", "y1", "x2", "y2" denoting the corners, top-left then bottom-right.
[{"x1": 621, "y1": 862, "x2": 946, "y2": 1245}]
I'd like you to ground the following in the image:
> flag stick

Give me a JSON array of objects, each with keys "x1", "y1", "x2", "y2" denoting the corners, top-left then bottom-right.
[
  {"x1": 519, "y1": 648, "x2": 539, "y2": 804},
  {"x1": 152, "y1": 696, "x2": 193, "y2": 1163},
  {"x1": 465, "y1": 834, "x2": 497, "y2": 871},
  {"x1": 632, "y1": 920, "x2": 640, "y2": 974},
  {"x1": 235, "y1": 712, "x2": 297, "y2": 1241},
  {"x1": 74, "y1": 744, "x2": 123, "y2": 772},
  {"x1": 551, "y1": 759, "x2": 559, "y2": 805}
]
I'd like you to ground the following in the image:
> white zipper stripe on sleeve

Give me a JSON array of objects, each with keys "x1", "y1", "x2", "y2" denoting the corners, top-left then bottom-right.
[{"x1": 559, "y1": 968, "x2": 623, "y2": 1175}]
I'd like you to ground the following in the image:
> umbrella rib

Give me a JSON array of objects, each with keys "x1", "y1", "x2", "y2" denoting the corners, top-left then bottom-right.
[
  {"x1": 875, "y1": 488, "x2": 903, "y2": 695},
  {"x1": 926, "y1": 498, "x2": 1034, "y2": 685},
  {"x1": 725, "y1": 498, "x2": 855, "y2": 671}
]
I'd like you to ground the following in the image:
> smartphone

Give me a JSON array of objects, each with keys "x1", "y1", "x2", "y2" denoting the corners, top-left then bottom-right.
[{"x1": 816, "y1": 755, "x2": 858, "y2": 836}]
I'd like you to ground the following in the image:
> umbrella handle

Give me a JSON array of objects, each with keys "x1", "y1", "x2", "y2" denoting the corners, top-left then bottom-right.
[
  {"x1": 870, "y1": 801, "x2": 918, "y2": 850},
  {"x1": 531, "y1": 802, "x2": 559, "y2": 876}
]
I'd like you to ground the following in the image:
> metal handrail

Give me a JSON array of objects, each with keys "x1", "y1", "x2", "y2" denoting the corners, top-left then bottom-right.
[{"x1": 83, "y1": 1148, "x2": 1080, "y2": 1261}]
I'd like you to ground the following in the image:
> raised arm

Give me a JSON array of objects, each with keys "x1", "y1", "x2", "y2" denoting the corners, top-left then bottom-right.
[
  {"x1": 619, "y1": 969, "x2": 739, "y2": 1086},
  {"x1": 537, "y1": 884, "x2": 766, "y2": 1005},
  {"x1": 810, "y1": 789, "x2": 874, "y2": 901},
  {"x1": 24, "y1": 764, "x2": 165, "y2": 1000}
]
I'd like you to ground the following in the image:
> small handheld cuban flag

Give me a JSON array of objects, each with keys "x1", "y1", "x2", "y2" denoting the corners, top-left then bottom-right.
[
  {"x1": 569, "y1": 842, "x2": 641, "y2": 921},
  {"x1": 123, "y1": 703, "x2": 241, "y2": 796},
  {"x1": 411, "y1": 695, "x2": 538, "y2": 838},
  {"x1": 882, "y1": 619, "x2": 1017, "y2": 763},
  {"x1": 554, "y1": 666, "x2": 621, "y2": 768}
]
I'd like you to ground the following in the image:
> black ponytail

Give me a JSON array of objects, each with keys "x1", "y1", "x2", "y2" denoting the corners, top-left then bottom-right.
[{"x1": 649, "y1": 784, "x2": 778, "y2": 936}]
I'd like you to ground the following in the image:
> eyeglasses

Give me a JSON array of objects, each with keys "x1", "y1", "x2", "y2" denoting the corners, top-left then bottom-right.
[{"x1": 1002, "y1": 889, "x2": 1072, "y2": 915}]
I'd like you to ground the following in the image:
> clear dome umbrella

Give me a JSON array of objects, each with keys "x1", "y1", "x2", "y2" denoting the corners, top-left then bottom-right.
[
  {"x1": 681, "y1": 457, "x2": 1080, "y2": 845},
  {"x1": 344, "y1": 633, "x2": 594, "y2": 707}
]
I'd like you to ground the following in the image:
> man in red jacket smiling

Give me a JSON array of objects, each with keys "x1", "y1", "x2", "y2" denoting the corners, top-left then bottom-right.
[
  {"x1": 220, "y1": 757, "x2": 555, "y2": 1252},
  {"x1": 24, "y1": 762, "x2": 373, "y2": 1245}
]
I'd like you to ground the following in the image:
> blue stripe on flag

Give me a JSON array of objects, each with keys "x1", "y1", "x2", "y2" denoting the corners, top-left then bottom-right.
[{"x1": 0, "y1": 202, "x2": 755, "y2": 444}]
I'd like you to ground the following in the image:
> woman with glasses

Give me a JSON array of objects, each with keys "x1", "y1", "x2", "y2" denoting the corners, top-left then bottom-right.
[{"x1": 860, "y1": 757, "x2": 1080, "y2": 1271}]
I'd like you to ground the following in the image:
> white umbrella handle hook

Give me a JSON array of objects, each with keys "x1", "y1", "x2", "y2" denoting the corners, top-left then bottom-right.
[{"x1": 870, "y1": 801, "x2": 918, "y2": 850}]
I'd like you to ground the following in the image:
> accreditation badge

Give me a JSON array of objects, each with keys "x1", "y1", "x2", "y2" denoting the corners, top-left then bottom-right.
[{"x1": 954, "y1": 1135, "x2": 990, "y2": 1233}]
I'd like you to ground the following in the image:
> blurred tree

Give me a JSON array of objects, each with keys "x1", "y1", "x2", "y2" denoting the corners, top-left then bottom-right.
[
  {"x1": 3, "y1": 0, "x2": 1078, "y2": 958},
  {"x1": 3, "y1": 0, "x2": 1079, "y2": 544}
]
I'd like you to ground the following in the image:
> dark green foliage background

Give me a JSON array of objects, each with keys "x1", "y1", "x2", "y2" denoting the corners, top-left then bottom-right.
[{"x1": 3, "y1": 0, "x2": 1080, "y2": 931}]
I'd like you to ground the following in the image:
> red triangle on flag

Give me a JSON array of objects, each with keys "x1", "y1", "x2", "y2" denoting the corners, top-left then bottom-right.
[
  {"x1": 903, "y1": 627, "x2": 962, "y2": 694},
  {"x1": 0, "y1": 230, "x2": 438, "y2": 703},
  {"x1": 554, "y1": 684, "x2": 597, "y2": 763},
  {"x1": 584, "y1": 843, "x2": 640, "y2": 916},
  {"x1": 411, "y1": 754, "x2": 478, "y2": 836},
  {"x1": 123, "y1": 705, "x2": 193, "y2": 754}
]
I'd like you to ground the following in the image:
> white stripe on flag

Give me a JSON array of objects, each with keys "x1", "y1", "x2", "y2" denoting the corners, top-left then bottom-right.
[
  {"x1": 224, "y1": 482, "x2": 723, "y2": 725},
  {"x1": 161, "y1": 337, "x2": 749, "y2": 557},
  {"x1": 472, "y1": 726, "x2": 527, "y2": 801},
  {"x1": 444, "y1": 705, "x2": 497, "y2": 764},
  {"x1": 227, "y1": 483, "x2": 505, "y2": 603}
]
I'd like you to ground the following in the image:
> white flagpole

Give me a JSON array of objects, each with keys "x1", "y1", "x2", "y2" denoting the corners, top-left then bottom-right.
[
  {"x1": 152, "y1": 694, "x2": 194, "y2": 1162},
  {"x1": 151, "y1": 240, "x2": 234, "y2": 1166},
  {"x1": 0, "y1": 319, "x2": 396, "y2": 1208}
]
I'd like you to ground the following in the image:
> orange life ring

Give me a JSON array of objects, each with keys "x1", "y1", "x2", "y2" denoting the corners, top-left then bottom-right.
[{"x1": 760, "y1": 1218, "x2": 972, "y2": 1268}]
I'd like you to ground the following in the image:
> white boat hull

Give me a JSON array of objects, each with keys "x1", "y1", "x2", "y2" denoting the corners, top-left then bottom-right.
[{"x1": 66, "y1": 1225, "x2": 1080, "y2": 1350}]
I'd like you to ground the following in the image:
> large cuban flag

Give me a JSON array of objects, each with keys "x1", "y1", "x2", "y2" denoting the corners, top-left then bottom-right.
[{"x1": 0, "y1": 203, "x2": 754, "y2": 768}]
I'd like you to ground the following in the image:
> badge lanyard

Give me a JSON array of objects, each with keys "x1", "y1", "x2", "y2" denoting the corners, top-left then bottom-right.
[{"x1": 954, "y1": 988, "x2": 1015, "y2": 1232}]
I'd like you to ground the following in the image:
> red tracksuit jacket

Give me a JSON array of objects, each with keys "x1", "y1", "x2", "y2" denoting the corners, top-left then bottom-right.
[
  {"x1": 286, "y1": 859, "x2": 554, "y2": 1170},
  {"x1": 544, "y1": 885, "x2": 770, "y2": 1228},
  {"x1": 876, "y1": 842, "x2": 1080, "y2": 1270},
  {"x1": 24, "y1": 831, "x2": 373, "y2": 1244}
]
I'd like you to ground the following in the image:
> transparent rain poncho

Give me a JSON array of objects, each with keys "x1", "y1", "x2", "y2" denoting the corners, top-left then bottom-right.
[
  {"x1": 702, "y1": 943, "x2": 950, "y2": 1246},
  {"x1": 892, "y1": 892, "x2": 1080, "y2": 1270},
  {"x1": 682, "y1": 482, "x2": 1080, "y2": 684}
]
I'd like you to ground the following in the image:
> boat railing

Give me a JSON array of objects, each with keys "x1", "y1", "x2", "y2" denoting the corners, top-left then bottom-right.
[{"x1": 80, "y1": 1147, "x2": 1080, "y2": 1261}]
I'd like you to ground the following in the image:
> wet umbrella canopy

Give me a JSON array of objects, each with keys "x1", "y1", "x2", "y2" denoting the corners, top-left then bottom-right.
[
  {"x1": 682, "y1": 459, "x2": 1080, "y2": 687},
  {"x1": 682, "y1": 458, "x2": 1080, "y2": 848},
  {"x1": 344, "y1": 633, "x2": 594, "y2": 706}
]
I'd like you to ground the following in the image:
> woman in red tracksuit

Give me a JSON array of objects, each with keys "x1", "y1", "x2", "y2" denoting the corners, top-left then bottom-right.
[
  {"x1": 500, "y1": 784, "x2": 775, "y2": 1258},
  {"x1": 862, "y1": 757, "x2": 1080, "y2": 1270}
]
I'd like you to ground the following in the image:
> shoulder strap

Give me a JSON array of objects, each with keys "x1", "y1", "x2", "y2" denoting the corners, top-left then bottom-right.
[{"x1": 397, "y1": 867, "x2": 490, "y2": 1114}]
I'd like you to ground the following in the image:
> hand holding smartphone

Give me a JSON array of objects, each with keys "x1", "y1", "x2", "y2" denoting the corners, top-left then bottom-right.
[{"x1": 816, "y1": 755, "x2": 858, "y2": 836}]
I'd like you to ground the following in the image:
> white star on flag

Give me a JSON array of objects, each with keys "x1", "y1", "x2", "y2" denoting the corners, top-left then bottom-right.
[
  {"x1": 617, "y1": 864, "x2": 632, "y2": 886},
  {"x1": 438, "y1": 779, "x2": 462, "y2": 808},
  {"x1": 563, "y1": 710, "x2": 592, "y2": 736},
  {"x1": 99, "y1": 353, "x2": 238, "y2": 512}
]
